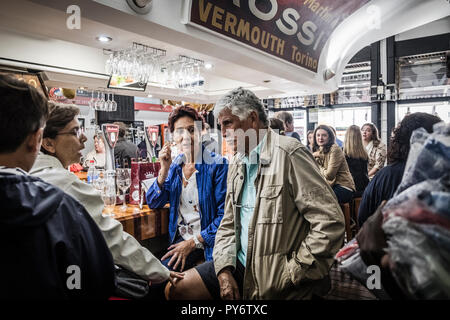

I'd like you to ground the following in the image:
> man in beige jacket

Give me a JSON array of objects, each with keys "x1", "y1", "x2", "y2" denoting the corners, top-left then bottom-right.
[{"x1": 166, "y1": 87, "x2": 344, "y2": 300}]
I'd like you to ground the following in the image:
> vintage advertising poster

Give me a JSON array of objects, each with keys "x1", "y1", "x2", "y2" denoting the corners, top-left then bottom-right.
[{"x1": 184, "y1": 0, "x2": 371, "y2": 72}]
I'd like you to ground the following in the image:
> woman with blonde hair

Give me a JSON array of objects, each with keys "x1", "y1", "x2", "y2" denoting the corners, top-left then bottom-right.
[
  {"x1": 361, "y1": 123, "x2": 386, "y2": 179},
  {"x1": 344, "y1": 125, "x2": 369, "y2": 197}
]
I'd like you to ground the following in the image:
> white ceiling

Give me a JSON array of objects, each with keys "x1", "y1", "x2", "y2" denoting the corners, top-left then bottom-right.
[
  {"x1": 0, "y1": 0, "x2": 291, "y2": 102},
  {"x1": 0, "y1": 0, "x2": 448, "y2": 103}
]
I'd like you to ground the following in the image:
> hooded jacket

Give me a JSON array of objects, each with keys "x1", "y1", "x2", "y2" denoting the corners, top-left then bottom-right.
[
  {"x1": 0, "y1": 169, "x2": 115, "y2": 299},
  {"x1": 30, "y1": 154, "x2": 170, "y2": 283}
]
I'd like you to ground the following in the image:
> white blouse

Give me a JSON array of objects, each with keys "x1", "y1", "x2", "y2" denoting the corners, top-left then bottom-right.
[{"x1": 177, "y1": 169, "x2": 202, "y2": 241}]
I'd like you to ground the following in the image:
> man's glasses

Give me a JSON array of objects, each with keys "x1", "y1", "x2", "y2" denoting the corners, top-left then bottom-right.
[{"x1": 56, "y1": 127, "x2": 83, "y2": 139}]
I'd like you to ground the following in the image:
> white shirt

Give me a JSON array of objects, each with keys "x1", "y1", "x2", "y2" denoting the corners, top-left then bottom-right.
[{"x1": 177, "y1": 169, "x2": 202, "y2": 241}]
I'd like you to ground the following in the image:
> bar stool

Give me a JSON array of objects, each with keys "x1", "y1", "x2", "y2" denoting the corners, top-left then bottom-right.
[{"x1": 339, "y1": 203, "x2": 352, "y2": 243}]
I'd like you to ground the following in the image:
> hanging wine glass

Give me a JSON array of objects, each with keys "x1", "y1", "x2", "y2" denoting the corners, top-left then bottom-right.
[
  {"x1": 94, "y1": 90, "x2": 102, "y2": 110},
  {"x1": 111, "y1": 92, "x2": 117, "y2": 112},
  {"x1": 105, "y1": 52, "x2": 114, "y2": 75},
  {"x1": 88, "y1": 90, "x2": 95, "y2": 109},
  {"x1": 105, "y1": 92, "x2": 112, "y2": 112},
  {"x1": 99, "y1": 92, "x2": 106, "y2": 111}
]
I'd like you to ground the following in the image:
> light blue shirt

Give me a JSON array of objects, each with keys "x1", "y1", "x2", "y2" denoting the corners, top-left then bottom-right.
[{"x1": 237, "y1": 135, "x2": 265, "y2": 267}]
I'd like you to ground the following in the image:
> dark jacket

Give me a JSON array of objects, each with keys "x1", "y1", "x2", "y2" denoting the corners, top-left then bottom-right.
[
  {"x1": 0, "y1": 172, "x2": 116, "y2": 300},
  {"x1": 345, "y1": 156, "x2": 369, "y2": 197},
  {"x1": 114, "y1": 137, "x2": 139, "y2": 167},
  {"x1": 146, "y1": 146, "x2": 228, "y2": 261},
  {"x1": 357, "y1": 161, "x2": 406, "y2": 227}
]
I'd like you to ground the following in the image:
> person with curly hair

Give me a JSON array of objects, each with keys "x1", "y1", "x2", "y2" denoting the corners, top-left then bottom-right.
[
  {"x1": 357, "y1": 112, "x2": 441, "y2": 227},
  {"x1": 312, "y1": 124, "x2": 355, "y2": 204},
  {"x1": 361, "y1": 123, "x2": 386, "y2": 180}
]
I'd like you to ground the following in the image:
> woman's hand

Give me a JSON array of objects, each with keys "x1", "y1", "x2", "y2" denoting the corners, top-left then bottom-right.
[
  {"x1": 157, "y1": 142, "x2": 172, "y2": 187},
  {"x1": 161, "y1": 239, "x2": 195, "y2": 272}
]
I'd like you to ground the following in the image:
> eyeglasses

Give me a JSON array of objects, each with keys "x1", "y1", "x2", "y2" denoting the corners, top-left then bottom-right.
[{"x1": 56, "y1": 127, "x2": 83, "y2": 139}]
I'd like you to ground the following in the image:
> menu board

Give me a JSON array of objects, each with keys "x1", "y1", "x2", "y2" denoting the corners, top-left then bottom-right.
[
  {"x1": 48, "y1": 88, "x2": 91, "y2": 106},
  {"x1": 108, "y1": 74, "x2": 147, "y2": 91}
]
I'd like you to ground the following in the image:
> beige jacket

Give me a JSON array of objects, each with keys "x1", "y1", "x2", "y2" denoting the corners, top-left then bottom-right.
[
  {"x1": 367, "y1": 140, "x2": 387, "y2": 179},
  {"x1": 30, "y1": 154, "x2": 170, "y2": 283},
  {"x1": 314, "y1": 144, "x2": 356, "y2": 192},
  {"x1": 213, "y1": 130, "x2": 345, "y2": 300}
]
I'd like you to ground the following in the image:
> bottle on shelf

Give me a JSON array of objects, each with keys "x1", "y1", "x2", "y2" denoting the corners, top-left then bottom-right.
[{"x1": 87, "y1": 160, "x2": 95, "y2": 184}]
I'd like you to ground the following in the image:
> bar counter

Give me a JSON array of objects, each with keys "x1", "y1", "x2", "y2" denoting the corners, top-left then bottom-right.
[{"x1": 103, "y1": 204, "x2": 169, "y2": 242}]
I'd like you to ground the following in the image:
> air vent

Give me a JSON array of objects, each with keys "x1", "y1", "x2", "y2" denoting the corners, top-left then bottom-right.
[{"x1": 399, "y1": 51, "x2": 447, "y2": 66}]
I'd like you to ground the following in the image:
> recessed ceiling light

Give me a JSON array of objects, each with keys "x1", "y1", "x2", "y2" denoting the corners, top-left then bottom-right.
[
  {"x1": 205, "y1": 63, "x2": 213, "y2": 70},
  {"x1": 96, "y1": 35, "x2": 112, "y2": 43},
  {"x1": 147, "y1": 94, "x2": 153, "y2": 98}
]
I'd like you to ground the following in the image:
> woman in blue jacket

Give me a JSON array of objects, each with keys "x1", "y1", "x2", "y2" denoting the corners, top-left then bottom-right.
[{"x1": 147, "y1": 105, "x2": 228, "y2": 272}]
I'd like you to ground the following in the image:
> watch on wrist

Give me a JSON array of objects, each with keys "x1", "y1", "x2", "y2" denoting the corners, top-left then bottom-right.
[{"x1": 193, "y1": 235, "x2": 204, "y2": 249}]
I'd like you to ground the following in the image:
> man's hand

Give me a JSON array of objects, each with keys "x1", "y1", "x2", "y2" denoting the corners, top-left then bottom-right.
[
  {"x1": 161, "y1": 240, "x2": 195, "y2": 272},
  {"x1": 168, "y1": 271, "x2": 185, "y2": 288},
  {"x1": 356, "y1": 201, "x2": 388, "y2": 267},
  {"x1": 217, "y1": 268, "x2": 240, "y2": 300}
]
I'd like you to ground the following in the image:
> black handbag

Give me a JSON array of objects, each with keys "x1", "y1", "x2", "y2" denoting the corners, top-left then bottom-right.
[{"x1": 113, "y1": 265, "x2": 150, "y2": 300}]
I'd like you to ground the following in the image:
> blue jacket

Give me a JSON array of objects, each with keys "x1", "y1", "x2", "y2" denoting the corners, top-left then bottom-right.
[{"x1": 146, "y1": 147, "x2": 228, "y2": 261}]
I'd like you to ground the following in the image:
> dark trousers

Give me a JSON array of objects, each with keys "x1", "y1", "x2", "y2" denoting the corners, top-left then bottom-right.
[{"x1": 333, "y1": 184, "x2": 354, "y2": 204}]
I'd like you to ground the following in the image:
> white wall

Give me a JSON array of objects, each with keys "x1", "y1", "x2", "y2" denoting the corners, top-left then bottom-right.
[
  {"x1": 395, "y1": 16, "x2": 450, "y2": 41},
  {"x1": 0, "y1": 28, "x2": 106, "y2": 74}
]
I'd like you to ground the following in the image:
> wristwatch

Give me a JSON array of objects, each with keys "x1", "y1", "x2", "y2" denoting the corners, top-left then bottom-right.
[{"x1": 193, "y1": 235, "x2": 204, "y2": 249}]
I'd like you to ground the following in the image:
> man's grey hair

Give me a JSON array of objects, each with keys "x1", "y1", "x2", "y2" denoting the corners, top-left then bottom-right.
[{"x1": 213, "y1": 87, "x2": 269, "y2": 127}]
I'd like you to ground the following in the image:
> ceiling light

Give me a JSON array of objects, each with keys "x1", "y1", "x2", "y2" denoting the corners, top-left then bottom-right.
[
  {"x1": 96, "y1": 35, "x2": 112, "y2": 43},
  {"x1": 263, "y1": 80, "x2": 271, "y2": 83},
  {"x1": 205, "y1": 63, "x2": 213, "y2": 70},
  {"x1": 147, "y1": 94, "x2": 153, "y2": 98}
]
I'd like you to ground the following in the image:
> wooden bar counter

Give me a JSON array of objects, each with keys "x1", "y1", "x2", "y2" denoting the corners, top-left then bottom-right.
[{"x1": 103, "y1": 204, "x2": 169, "y2": 242}]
